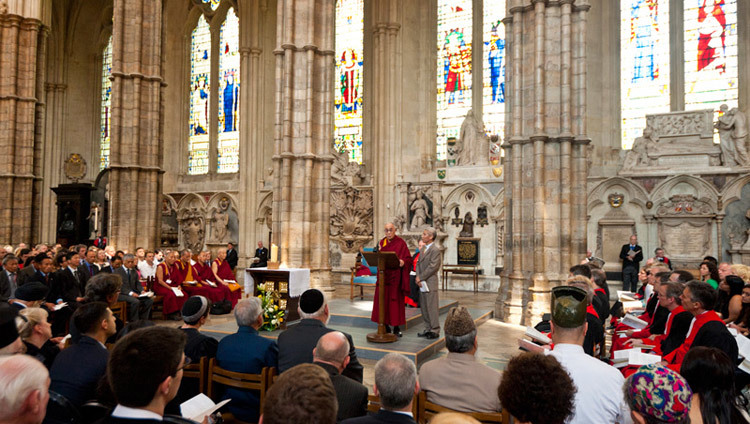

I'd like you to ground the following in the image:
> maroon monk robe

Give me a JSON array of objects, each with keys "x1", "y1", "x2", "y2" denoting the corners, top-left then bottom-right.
[
  {"x1": 370, "y1": 235, "x2": 412, "y2": 327},
  {"x1": 194, "y1": 261, "x2": 229, "y2": 303},
  {"x1": 177, "y1": 260, "x2": 225, "y2": 303},
  {"x1": 213, "y1": 258, "x2": 241, "y2": 307},
  {"x1": 153, "y1": 262, "x2": 187, "y2": 315}
]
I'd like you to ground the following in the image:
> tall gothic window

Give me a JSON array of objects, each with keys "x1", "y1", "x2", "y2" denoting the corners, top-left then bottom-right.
[
  {"x1": 334, "y1": 0, "x2": 364, "y2": 164},
  {"x1": 188, "y1": 7, "x2": 240, "y2": 175},
  {"x1": 620, "y1": 0, "x2": 670, "y2": 150},
  {"x1": 684, "y1": 0, "x2": 738, "y2": 141},
  {"x1": 482, "y1": 1, "x2": 506, "y2": 141},
  {"x1": 100, "y1": 36, "x2": 113, "y2": 170}
]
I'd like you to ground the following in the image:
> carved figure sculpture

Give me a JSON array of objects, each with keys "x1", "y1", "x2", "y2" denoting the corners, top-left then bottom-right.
[
  {"x1": 459, "y1": 212, "x2": 475, "y2": 238},
  {"x1": 183, "y1": 218, "x2": 204, "y2": 252},
  {"x1": 456, "y1": 109, "x2": 486, "y2": 166},
  {"x1": 623, "y1": 126, "x2": 657, "y2": 170},
  {"x1": 410, "y1": 189, "x2": 431, "y2": 229},
  {"x1": 212, "y1": 197, "x2": 230, "y2": 243},
  {"x1": 715, "y1": 104, "x2": 749, "y2": 166}
]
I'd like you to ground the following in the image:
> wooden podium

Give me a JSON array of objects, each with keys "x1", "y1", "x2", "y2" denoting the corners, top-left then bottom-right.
[{"x1": 364, "y1": 251, "x2": 400, "y2": 343}]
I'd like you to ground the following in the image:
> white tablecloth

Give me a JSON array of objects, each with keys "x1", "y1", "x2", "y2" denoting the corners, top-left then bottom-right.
[{"x1": 244, "y1": 267, "x2": 311, "y2": 298}]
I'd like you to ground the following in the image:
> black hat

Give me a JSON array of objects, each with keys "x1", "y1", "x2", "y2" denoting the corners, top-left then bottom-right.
[
  {"x1": 15, "y1": 282, "x2": 49, "y2": 302},
  {"x1": 299, "y1": 289, "x2": 325, "y2": 314},
  {"x1": 182, "y1": 296, "x2": 208, "y2": 323},
  {"x1": 0, "y1": 306, "x2": 20, "y2": 349},
  {"x1": 550, "y1": 286, "x2": 588, "y2": 328}
]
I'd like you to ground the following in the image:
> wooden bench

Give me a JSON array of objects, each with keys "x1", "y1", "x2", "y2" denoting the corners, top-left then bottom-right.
[{"x1": 441, "y1": 264, "x2": 480, "y2": 293}]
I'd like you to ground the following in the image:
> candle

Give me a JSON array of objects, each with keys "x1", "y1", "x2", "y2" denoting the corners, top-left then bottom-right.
[{"x1": 271, "y1": 244, "x2": 278, "y2": 262}]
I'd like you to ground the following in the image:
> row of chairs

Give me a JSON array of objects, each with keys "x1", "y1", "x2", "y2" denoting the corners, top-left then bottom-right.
[{"x1": 186, "y1": 358, "x2": 514, "y2": 424}]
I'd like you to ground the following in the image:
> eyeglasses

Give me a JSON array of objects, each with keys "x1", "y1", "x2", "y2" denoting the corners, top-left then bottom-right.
[{"x1": 175, "y1": 356, "x2": 192, "y2": 374}]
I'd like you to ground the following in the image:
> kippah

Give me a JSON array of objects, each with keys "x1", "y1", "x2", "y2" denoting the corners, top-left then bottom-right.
[
  {"x1": 182, "y1": 296, "x2": 208, "y2": 322},
  {"x1": 444, "y1": 306, "x2": 475, "y2": 337},
  {"x1": 626, "y1": 364, "x2": 692, "y2": 422},
  {"x1": 550, "y1": 286, "x2": 588, "y2": 328},
  {"x1": 0, "y1": 306, "x2": 19, "y2": 349},
  {"x1": 299, "y1": 289, "x2": 325, "y2": 314},
  {"x1": 15, "y1": 282, "x2": 49, "y2": 302}
]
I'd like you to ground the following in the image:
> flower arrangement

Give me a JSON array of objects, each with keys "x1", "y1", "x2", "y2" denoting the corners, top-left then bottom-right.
[{"x1": 257, "y1": 284, "x2": 285, "y2": 331}]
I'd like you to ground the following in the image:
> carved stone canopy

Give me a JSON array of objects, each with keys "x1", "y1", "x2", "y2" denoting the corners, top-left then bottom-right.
[{"x1": 330, "y1": 186, "x2": 374, "y2": 253}]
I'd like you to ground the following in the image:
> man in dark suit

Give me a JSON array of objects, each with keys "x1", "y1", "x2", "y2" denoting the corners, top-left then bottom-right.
[
  {"x1": 251, "y1": 241, "x2": 268, "y2": 268},
  {"x1": 341, "y1": 353, "x2": 418, "y2": 424},
  {"x1": 0, "y1": 255, "x2": 19, "y2": 302},
  {"x1": 277, "y1": 289, "x2": 364, "y2": 382},
  {"x1": 216, "y1": 297, "x2": 278, "y2": 422},
  {"x1": 49, "y1": 302, "x2": 117, "y2": 407},
  {"x1": 77, "y1": 249, "x2": 99, "y2": 293},
  {"x1": 99, "y1": 327, "x2": 187, "y2": 424},
  {"x1": 225, "y1": 242, "x2": 238, "y2": 271},
  {"x1": 619, "y1": 234, "x2": 643, "y2": 292},
  {"x1": 48, "y1": 252, "x2": 85, "y2": 309},
  {"x1": 17, "y1": 253, "x2": 47, "y2": 287},
  {"x1": 27, "y1": 255, "x2": 53, "y2": 287},
  {"x1": 313, "y1": 332, "x2": 368, "y2": 422},
  {"x1": 115, "y1": 254, "x2": 152, "y2": 321}
]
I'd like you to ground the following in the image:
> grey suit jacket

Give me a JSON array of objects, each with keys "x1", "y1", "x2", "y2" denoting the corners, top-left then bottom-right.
[
  {"x1": 0, "y1": 270, "x2": 17, "y2": 302},
  {"x1": 415, "y1": 244, "x2": 441, "y2": 291},
  {"x1": 115, "y1": 267, "x2": 142, "y2": 295}
]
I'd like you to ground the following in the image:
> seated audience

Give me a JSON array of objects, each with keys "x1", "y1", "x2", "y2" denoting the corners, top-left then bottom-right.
[
  {"x1": 175, "y1": 249, "x2": 220, "y2": 302},
  {"x1": 47, "y1": 252, "x2": 85, "y2": 311},
  {"x1": 216, "y1": 297, "x2": 278, "y2": 422},
  {"x1": 669, "y1": 269, "x2": 694, "y2": 284},
  {"x1": 71, "y1": 273, "x2": 124, "y2": 343},
  {"x1": 137, "y1": 251, "x2": 157, "y2": 280},
  {"x1": 699, "y1": 261, "x2": 720, "y2": 289},
  {"x1": 0, "y1": 354, "x2": 50, "y2": 424},
  {"x1": 642, "y1": 281, "x2": 692, "y2": 357},
  {"x1": 114, "y1": 254, "x2": 152, "y2": 321},
  {"x1": 100, "y1": 327, "x2": 188, "y2": 424},
  {"x1": 260, "y1": 363, "x2": 337, "y2": 424},
  {"x1": 547, "y1": 286, "x2": 629, "y2": 423},
  {"x1": 419, "y1": 306, "x2": 501, "y2": 412},
  {"x1": 180, "y1": 296, "x2": 218, "y2": 362},
  {"x1": 719, "y1": 275, "x2": 744, "y2": 324},
  {"x1": 681, "y1": 347, "x2": 749, "y2": 424},
  {"x1": 0, "y1": 306, "x2": 24, "y2": 355},
  {"x1": 210, "y1": 248, "x2": 241, "y2": 307},
  {"x1": 341, "y1": 353, "x2": 419, "y2": 424},
  {"x1": 49, "y1": 302, "x2": 116, "y2": 407},
  {"x1": 0, "y1": 255, "x2": 20, "y2": 302},
  {"x1": 277, "y1": 288, "x2": 363, "y2": 382},
  {"x1": 78, "y1": 249, "x2": 99, "y2": 291},
  {"x1": 728, "y1": 283, "x2": 750, "y2": 336},
  {"x1": 313, "y1": 331, "x2": 368, "y2": 422},
  {"x1": 623, "y1": 364, "x2": 692, "y2": 424},
  {"x1": 153, "y1": 250, "x2": 186, "y2": 320},
  {"x1": 17, "y1": 308, "x2": 60, "y2": 369},
  {"x1": 17, "y1": 253, "x2": 47, "y2": 286},
  {"x1": 497, "y1": 352, "x2": 575, "y2": 424},
  {"x1": 11, "y1": 282, "x2": 48, "y2": 311}
]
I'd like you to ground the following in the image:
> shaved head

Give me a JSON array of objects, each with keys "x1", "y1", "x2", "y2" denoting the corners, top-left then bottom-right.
[{"x1": 313, "y1": 331, "x2": 350, "y2": 365}]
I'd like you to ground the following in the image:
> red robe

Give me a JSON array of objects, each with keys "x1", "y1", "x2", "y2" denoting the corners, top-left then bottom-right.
[
  {"x1": 664, "y1": 310, "x2": 723, "y2": 371},
  {"x1": 193, "y1": 261, "x2": 230, "y2": 303},
  {"x1": 176, "y1": 260, "x2": 225, "y2": 303},
  {"x1": 370, "y1": 235, "x2": 412, "y2": 326},
  {"x1": 153, "y1": 262, "x2": 187, "y2": 315},
  {"x1": 213, "y1": 258, "x2": 241, "y2": 307}
]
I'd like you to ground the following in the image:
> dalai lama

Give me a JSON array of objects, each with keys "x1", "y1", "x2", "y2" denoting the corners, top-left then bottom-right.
[{"x1": 367, "y1": 222, "x2": 412, "y2": 337}]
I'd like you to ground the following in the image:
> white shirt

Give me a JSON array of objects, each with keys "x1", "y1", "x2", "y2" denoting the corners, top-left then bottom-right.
[
  {"x1": 111, "y1": 404, "x2": 163, "y2": 420},
  {"x1": 548, "y1": 344, "x2": 631, "y2": 424},
  {"x1": 138, "y1": 260, "x2": 157, "y2": 279}
]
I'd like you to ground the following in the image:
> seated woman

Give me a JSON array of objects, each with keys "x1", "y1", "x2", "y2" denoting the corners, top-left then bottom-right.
[
  {"x1": 154, "y1": 250, "x2": 187, "y2": 320},
  {"x1": 623, "y1": 363, "x2": 692, "y2": 424},
  {"x1": 720, "y1": 275, "x2": 745, "y2": 324},
  {"x1": 18, "y1": 307, "x2": 62, "y2": 369},
  {"x1": 700, "y1": 261, "x2": 720, "y2": 290},
  {"x1": 212, "y1": 248, "x2": 241, "y2": 307},
  {"x1": 728, "y1": 283, "x2": 750, "y2": 336}
]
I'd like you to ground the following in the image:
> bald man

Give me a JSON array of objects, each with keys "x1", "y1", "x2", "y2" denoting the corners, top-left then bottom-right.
[{"x1": 313, "y1": 332, "x2": 368, "y2": 422}]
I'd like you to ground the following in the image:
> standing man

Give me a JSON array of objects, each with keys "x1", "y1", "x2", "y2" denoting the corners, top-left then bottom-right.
[
  {"x1": 416, "y1": 227, "x2": 441, "y2": 339},
  {"x1": 77, "y1": 249, "x2": 98, "y2": 293},
  {"x1": 368, "y1": 223, "x2": 412, "y2": 337},
  {"x1": 251, "y1": 241, "x2": 268, "y2": 268},
  {"x1": 619, "y1": 235, "x2": 643, "y2": 292},
  {"x1": 225, "y1": 242, "x2": 238, "y2": 271}
]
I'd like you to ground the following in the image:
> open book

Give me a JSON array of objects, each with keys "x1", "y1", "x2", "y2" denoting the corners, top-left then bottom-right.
[
  {"x1": 171, "y1": 287, "x2": 185, "y2": 297},
  {"x1": 180, "y1": 393, "x2": 231, "y2": 422},
  {"x1": 525, "y1": 326, "x2": 552, "y2": 345},
  {"x1": 617, "y1": 290, "x2": 637, "y2": 301},
  {"x1": 621, "y1": 314, "x2": 648, "y2": 330},
  {"x1": 613, "y1": 348, "x2": 661, "y2": 368},
  {"x1": 138, "y1": 291, "x2": 154, "y2": 298},
  {"x1": 518, "y1": 339, "x2": 549, "y2": 353}
]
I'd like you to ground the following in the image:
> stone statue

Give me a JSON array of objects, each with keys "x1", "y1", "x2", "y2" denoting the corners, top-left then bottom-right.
[
  {"x1": 456, "y1": 109, "x2": 486, "y2": 166},
  {"x1": 622, "y1": 126, "x2": 657, "y2": 170},
  {"x1": 409, "y1": 189, "x2": 431, "y2": 229},
  {"x1": 715, "y1": 104, "x2": 749, "y2": 166},
  {"x1": 183, "y1": 217, "x2": 204, "y2": 252},
  {"x1": 212, "y1": 197, "x2": 230, "y2": 243},
  {"x1": 459, "y1": 212, "x2": 474, "y2": 238}
]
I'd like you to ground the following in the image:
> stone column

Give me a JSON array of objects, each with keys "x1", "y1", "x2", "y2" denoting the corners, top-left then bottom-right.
[
  {"x1": 496, "y1": 0, "x2": 590, "y2": 325},
  {"x1": 0, "y1": 2, "x2": 44, "y2": 244},
  {"x1": 271, "y1": 0, "x2": 334, "y2": 292},
  {"x1": 108, "y1": 0, "x2": 164, "y2": 249}
]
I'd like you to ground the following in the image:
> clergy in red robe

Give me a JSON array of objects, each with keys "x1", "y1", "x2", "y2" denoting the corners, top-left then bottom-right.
[
  {"x1": 369, "y1": 222, "x2": 412, "y2": 333},
  {"x1": 194, "y1": 251, "x2": 230, "y2": 303},
  {"x1": 212, "y1": 248, "x2": 241, "y2": 307},
  {"x1": 175, "y1": 250, "x2": 225, "y2": 303},
  {"x1": 153, "y1": 251, "x2": 187, "y2": 317}
]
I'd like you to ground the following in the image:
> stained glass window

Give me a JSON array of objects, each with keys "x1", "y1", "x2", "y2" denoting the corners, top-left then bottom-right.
[
  {"x1": 482, "y1": 1, "x2": 505, "y2": 141},
  {"x1": 201, "y1": 0, "x2": 220, "y2": 11},
  {"x1": 334, "y1": 0, "x2": 364, "y2": 164},
  {"x1": 218, "y1": 8, "x2": 240, "y2": 173},
  {"x1": 684, "y1": 0, "x2": 738, "y2": 142},
  {"x1": 188, "y1": 15, "x2": 211, "y2": 175},
  {"x1": 437, "y1": 0, "x2": 473, "y2": 161},
  {"x1": 100, "y1": 36, "x2": 113, "y2": 170},
  {"x1": 620, "y1": 0, "x2": 670, "y2": 150}
]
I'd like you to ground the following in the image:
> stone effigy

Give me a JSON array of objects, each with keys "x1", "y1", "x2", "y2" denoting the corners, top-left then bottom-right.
[{"x1": 715, "y1": 104, "x2": 749, "y2": 167}]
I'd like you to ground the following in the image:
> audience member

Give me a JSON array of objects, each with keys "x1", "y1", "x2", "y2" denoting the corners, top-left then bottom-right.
[
  {"x1": 341, "y1": 353, "x2": 419, "y2": 424},
  {"x1": 569, "y1": 264, "x2": 592, "y2": 280},
  {"x1": 641, "y1": 281, "x2": 692, "y2": 357},
  {"x1": 590, "y1": 268, "x2": 611, "y2": 319},
  {"x1": 17, "y1": 308, "x2": 60, "y2": 369},
  {"x1": 719, "y1": 275, "x2": 744, "y2": 324},
  {"x1": 652, "y1": 247, "x2": 672, "y2": 270},
  {"x1": 566, "y1": 276, "x2": 604, "y2": 357},
  {"x1": 547, "y1": 286, "x2": 629, "y2": 424},
  {"x1": 137, "y1": 251, "x2": 157, "y2": 280},
  {"x1": 0, "y1": 255, "x2": 19, "y2": 302},
  {"x1": 700, "y1": 261, "x2": 720, "y2": 289},
  {"x1": 703, "y1": 256, "x2": 718, "y2": 267},
  {"x1": 0, "y1": 306, "x2": 24, "y2": 355},
  {"x1": 26, "y1": 254, "x2": 53, "y2": 286},
  {"x1": 101, "y1": 327, "x2": 188, "y2": 423},
  {"x1": 623, "y1": 364, "x2": 691, "y2": 424},
  {"x1": 497, "y1": 352, "x2": 575, "y2": 424},
  {"x1": 75, "y1": 272, "x2": 124, "y2": 343},
  {"x1": 48, "y1": 252, "x2": 85, "y2": 310},
  {"x1": 619, "y1": 235, "x2": 643, "y2": 292},
  {"x1": 180, "y1": 296, "x2": 218, "y2": 362},
  {"x1": 260, "y1": 363, "x2": 337, "y2": 424},
  {"x1": 17, "y1": 253, "x2": 46, "y2": 287},
  {"x1": 216, "y1": 297, "x2": 278, "y2": 422},
  {"x1": 681, "y1": 347, "x2": 749, "y2": 424},
  {"x1": 0, "y1": 355, "x2": 50, "y2": 424},
  {"x1": 78, "y1": 249, "x2": 99, "y2": 292},
  {"x1": 225, "y1": 242, "x2": 238, "y2": 271},
  {"x1": 96, "y1": 249, "x2": 113, "y2": 273},
  {"x1": 49, "y1": 302, "x2": 116, "y2": 406},
  {"x1": 252, "y1": 241, "x2": 268, "y2": 268},
  {"x1": 115, "y1": 254, "x2": 152, "y2": 321},
  {"x1": 312, "y1": 331, "x2": 368, "y2": 422},
  {"x1": 728, "y1": 283, "x2": 750, "y2": 336},
  {"x1": 419, "y1": 306, "x2": 501, "y2": 412},
  {"x1": 154, "y1": 250, "x2": 186, "y2": 320},
  {"x1": 277, "y1": 288, "x2": 363, "y2": 381}
]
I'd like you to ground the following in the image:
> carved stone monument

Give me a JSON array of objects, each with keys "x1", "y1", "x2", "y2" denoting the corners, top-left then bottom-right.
[
  {"x1": 456, "y1": 109, "x2": 487, "y2": 166},
  {"x1": 715, "y1": 104, "x2": 749, "y2": 167}
]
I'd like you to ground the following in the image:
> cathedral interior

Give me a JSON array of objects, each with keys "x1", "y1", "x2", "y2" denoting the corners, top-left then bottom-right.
[{"x1": 2, "y1": 0, "x2": 749, "y2": 324}]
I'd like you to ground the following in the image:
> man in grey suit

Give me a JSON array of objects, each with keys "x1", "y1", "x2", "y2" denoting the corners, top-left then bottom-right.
[
  {"x1": 114, "y1": 254, "x2": 152, "y2": 321},
  {"x1": 0, "y1": 256, "x2": 19, "y2": 302},
  {"x1": 416, "y1": 227, "x2": 441, "y2": 340}
]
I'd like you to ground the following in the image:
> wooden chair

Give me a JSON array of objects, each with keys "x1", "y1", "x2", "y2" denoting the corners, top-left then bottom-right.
[
  {"x1": 183, "y1": 357, "x2": 208, "y2": 395},
  {"x1": 350, "y1": 249, "x2": 378, "y2": 300},
  {"x1": 417, "y1": 391, "x2": 512, "y2": 424},
  {"x1": 206, "y1": 358, "x2": 272, "y2": 424},
  {"x1": 146, "y1": 277, "x2": 165, "y2": 320},
  {"x1": 110, "y1": 301, "x2": 128, "y2": 324}
]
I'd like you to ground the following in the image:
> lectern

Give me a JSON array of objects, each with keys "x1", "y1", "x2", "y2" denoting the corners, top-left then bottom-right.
[{"x1": 363, "y1": 251, "x2": 400, "y2": 343}]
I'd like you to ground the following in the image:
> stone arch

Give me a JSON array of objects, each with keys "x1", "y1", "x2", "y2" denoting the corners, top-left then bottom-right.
[
  {"x1": 720, "y1": 174, "x2": 750, "y2": 211},
  {"x1": 588, "y1": 177, "x2": 649, "y2": 211},
  {"x1": 650, "y1": 175, "x2": 719, "y2": 208},
  {"x1": 443, "y1": 183, "x2": 495, "y2": 218},
  {"x1": 442, "y1": 183, "x2": 497, "y2": 273}
]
